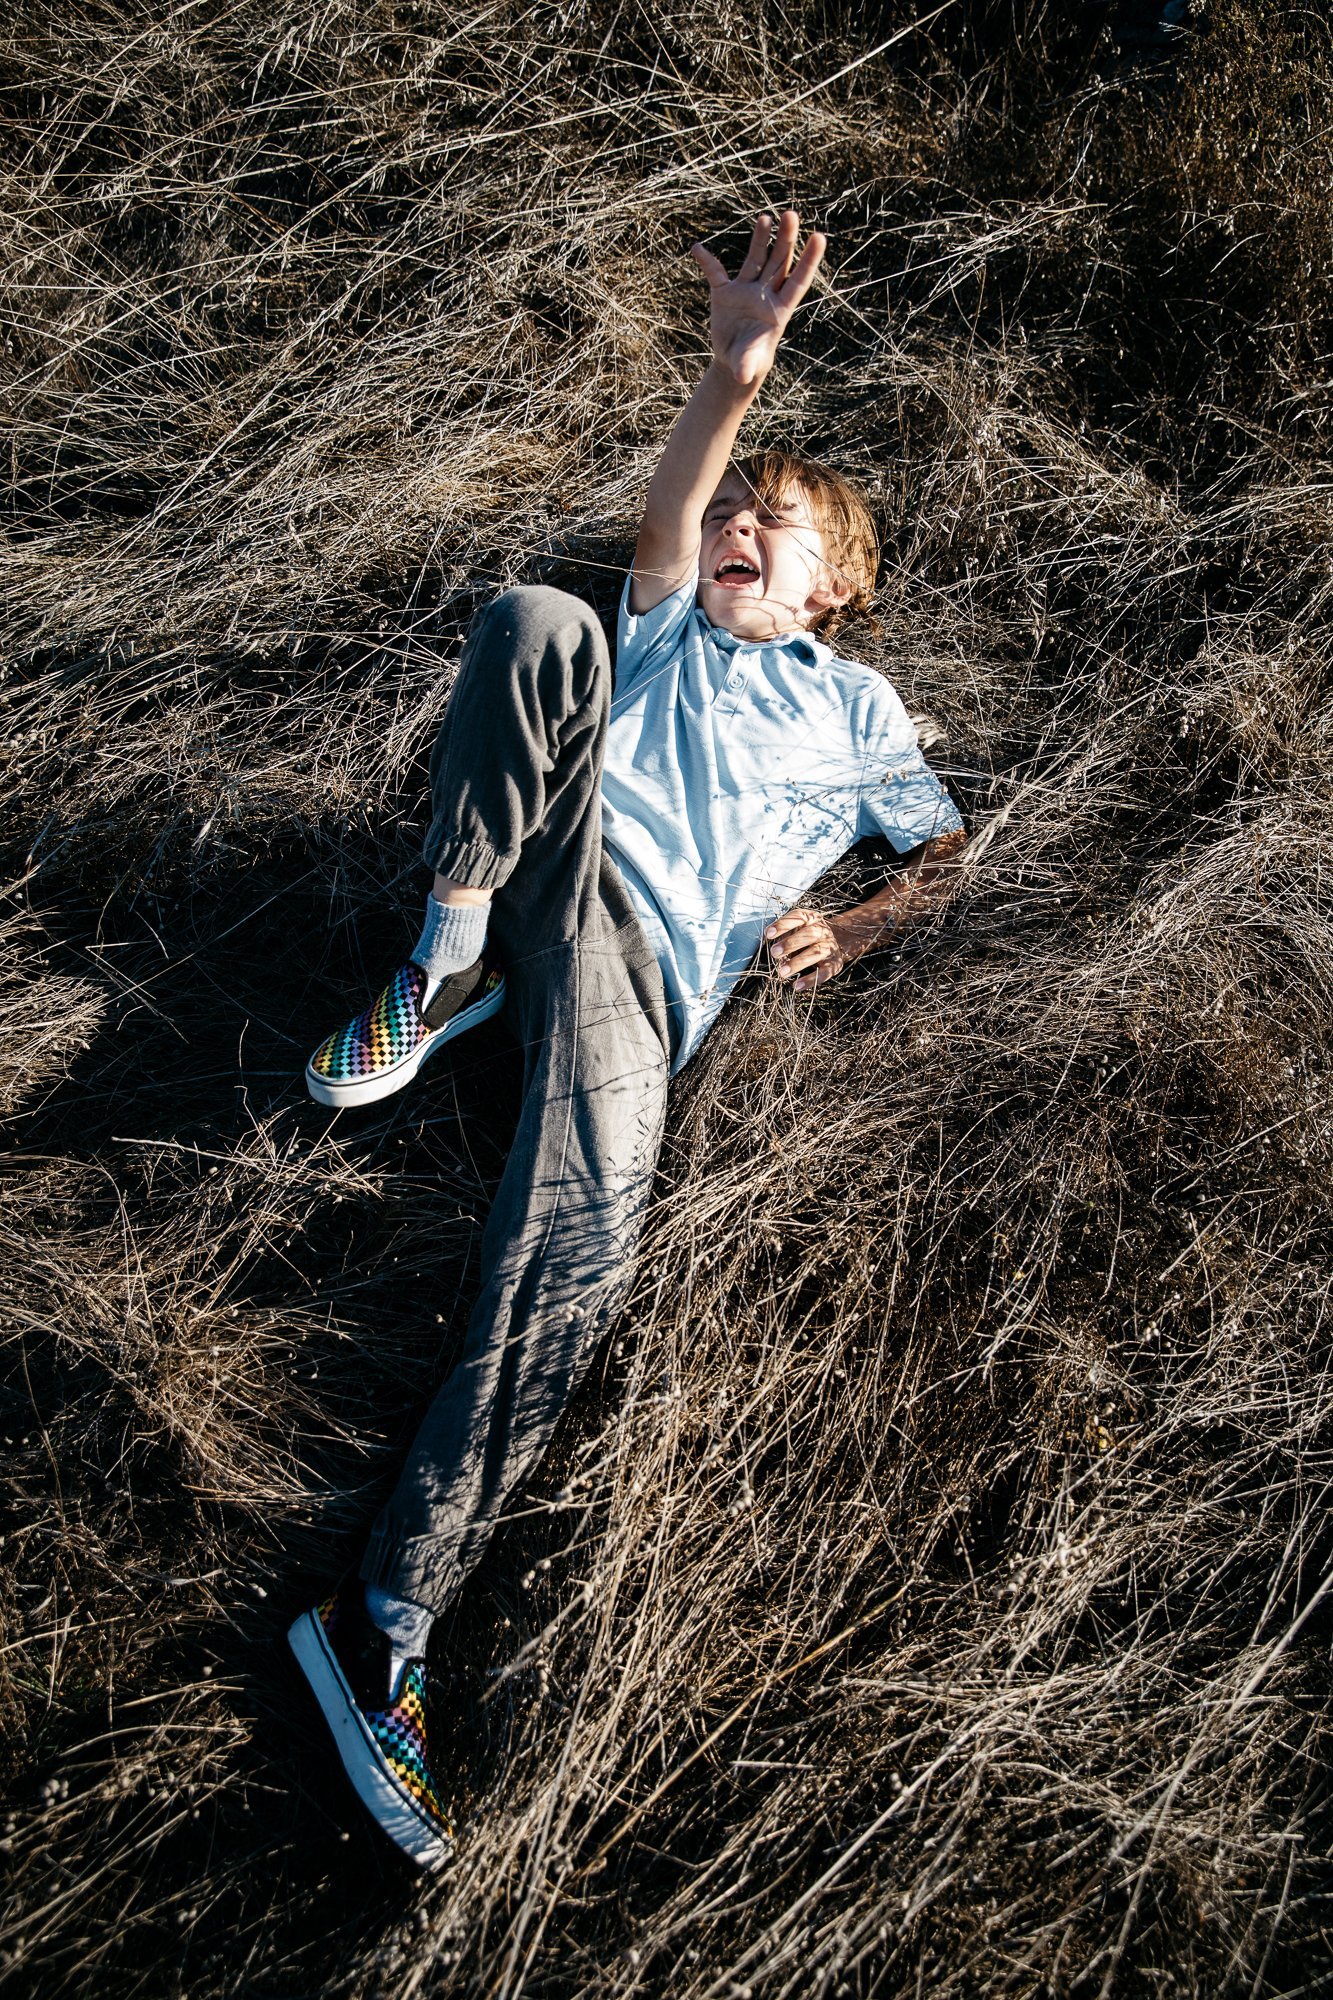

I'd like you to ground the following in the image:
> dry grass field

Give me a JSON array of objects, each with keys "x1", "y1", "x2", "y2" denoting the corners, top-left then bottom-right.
[{"x1": 3, "y1": 1, "x2": 1332, "y2": 1993}]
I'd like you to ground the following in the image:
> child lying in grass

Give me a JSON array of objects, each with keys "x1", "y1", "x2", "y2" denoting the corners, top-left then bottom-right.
[{"x1": 287, "y1": 210, "x2": 968, "y2": 1868}]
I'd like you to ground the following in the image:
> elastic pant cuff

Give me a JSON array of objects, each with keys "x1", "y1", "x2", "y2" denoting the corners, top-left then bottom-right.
[
  {"x1": 359, "y1": 1532, "x2": 464, "y2": 1621},
  {"x1": 421, "y1": 828, "x2": 516, "y2": 892}
]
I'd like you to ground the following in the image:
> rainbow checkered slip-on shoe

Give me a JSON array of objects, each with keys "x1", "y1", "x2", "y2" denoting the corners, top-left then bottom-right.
[
  {"x1": 288, "y1": 1579, "x2": 455, "y2": 1871},
  {"x1": 305, "y1": 952, "x2": 505, "y2": 1109}
]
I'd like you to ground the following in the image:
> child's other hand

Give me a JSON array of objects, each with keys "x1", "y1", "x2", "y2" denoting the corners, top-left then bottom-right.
[
  {"x1": 691, "y1": 210, "x2": 826, "y2": 389},
  {"x1": 765, "y1": 907, "x2": 869, "y2": 992}
]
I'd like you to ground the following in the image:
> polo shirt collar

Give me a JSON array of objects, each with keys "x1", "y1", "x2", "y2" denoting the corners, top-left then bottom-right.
[{"x1": 703, "y1": 616, "x2": 828, "y2": 667}]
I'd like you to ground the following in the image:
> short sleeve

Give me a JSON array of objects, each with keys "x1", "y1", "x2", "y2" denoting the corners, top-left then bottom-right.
[
  {"x1": 615, "y1": 570, "x2": 698, "y2": 697},
  {"x1": 856, "y1": 679, "x2": 964, "y2": 853}
]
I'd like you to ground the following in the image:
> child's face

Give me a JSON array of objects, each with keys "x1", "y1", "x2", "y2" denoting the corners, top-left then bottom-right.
[{"x1": 697, "y1": 476, "x2": 850, "y2": 641}]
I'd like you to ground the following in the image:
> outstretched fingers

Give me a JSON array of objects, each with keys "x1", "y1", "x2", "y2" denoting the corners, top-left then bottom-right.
[
  {"x1": 759, "y1": 208, "x2": 800, "y2": 289},
  {"x1": 695, "y1": 211, "x2": 827, "y2": 304},
  {"x1": 690, "y1": 242, "x2": 730, "y2": 287},
  {"x1": 776, "y1": 227, "x2": 826, "y2": 308},
  {"x1": 737, "y1": 212, "x2": 773, "y2": 282}
]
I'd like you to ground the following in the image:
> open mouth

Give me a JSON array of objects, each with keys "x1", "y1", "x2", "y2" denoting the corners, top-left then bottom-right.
[{"x1": 713, "y1": 556, "x2": 760, "y2": 587}]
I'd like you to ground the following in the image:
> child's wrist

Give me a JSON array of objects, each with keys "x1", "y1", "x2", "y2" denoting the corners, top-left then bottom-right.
[{"x1": 705, "y1": 355, "x2": 765, "y2": 400}]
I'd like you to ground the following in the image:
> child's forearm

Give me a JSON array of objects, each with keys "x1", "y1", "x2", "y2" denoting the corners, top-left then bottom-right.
[
  {"x1": 841, "y1": 828, "x2": 969, "y2": 951},
  {"x1": 766, "y1": 828, "x2": 968, "y2": 991},
  {"x1": 629, "y1": 212, "x2": 825, "y2": 617},
  {"x1": 630, "y1": 362, "x2": 756, "y2": 613}
]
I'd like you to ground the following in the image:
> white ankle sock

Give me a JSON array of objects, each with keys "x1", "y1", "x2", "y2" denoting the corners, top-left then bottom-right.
[
  {"x1": 411, "y1": 892, "x2": 489, "y2": 991},
  {"x1": 365, "y1": 1583, "x2": 434, "y2": 1695}
]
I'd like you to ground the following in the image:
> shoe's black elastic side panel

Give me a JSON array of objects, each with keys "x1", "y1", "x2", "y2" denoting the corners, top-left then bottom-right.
[{"x1": 420, "y1": 956, "x2": 487, "y2": 1030}]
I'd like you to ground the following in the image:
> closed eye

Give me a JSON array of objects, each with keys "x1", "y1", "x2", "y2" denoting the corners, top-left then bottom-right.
[{"x1": 704, "y1": 505, "x2": 799, "y2": 526}]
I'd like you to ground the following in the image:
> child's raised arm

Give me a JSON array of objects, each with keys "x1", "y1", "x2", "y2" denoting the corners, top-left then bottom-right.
[{"x1": 630, "y1": 210, "x2": 826, "y2": 616}]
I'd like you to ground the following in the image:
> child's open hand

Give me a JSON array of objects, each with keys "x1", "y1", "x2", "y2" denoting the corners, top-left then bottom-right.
[{"x1": 691, "y1": 211, "x2": 826, "y2": 389}]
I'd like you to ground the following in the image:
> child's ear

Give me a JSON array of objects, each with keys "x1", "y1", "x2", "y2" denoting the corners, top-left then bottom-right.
[{"x1": 805, "y1": 563, "x2": 853, "y2": 616}]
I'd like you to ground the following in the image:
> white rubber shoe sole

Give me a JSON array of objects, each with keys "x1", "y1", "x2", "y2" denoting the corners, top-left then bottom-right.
[
  {"x1": 287, "y1": 1607, "x2": 453, "y2": 1872},
  {"x1": 305, "y1": 974, "x2": 506, "y2": 1110}
]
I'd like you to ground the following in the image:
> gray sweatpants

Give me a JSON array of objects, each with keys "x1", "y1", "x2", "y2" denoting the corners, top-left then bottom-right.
[{"x1": 360, "y1": 587, "x2": 675, "y2": 1615}]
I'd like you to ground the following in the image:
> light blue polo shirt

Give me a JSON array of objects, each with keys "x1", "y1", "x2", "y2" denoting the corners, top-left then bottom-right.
[{"x1": 600, "y1": 571, "x2": 963, "y2": 1071}]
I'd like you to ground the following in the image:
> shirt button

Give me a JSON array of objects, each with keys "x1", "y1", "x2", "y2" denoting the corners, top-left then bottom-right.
[{"x1": 726, "y1": 670, "x2": 743, "y2": 690}]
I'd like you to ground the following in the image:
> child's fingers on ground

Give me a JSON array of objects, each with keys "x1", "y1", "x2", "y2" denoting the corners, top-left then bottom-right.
[
  {"x1": 768, "y1": 930, "x2": 824, "y2": 964},
  {"x1": 773, "y1": 930, "x2": 838, "y2": 978},
  {"x1": 793, "y1": 946, "x2": 846, "y2": 989},
  {"x1": 764, "y1": 908, "x2": 814, "y2": 942}
]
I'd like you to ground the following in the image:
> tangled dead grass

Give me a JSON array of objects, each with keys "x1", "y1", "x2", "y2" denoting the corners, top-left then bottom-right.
[{"x1": 2, "y1": 1, "x2": 1332, "y2": 1993}]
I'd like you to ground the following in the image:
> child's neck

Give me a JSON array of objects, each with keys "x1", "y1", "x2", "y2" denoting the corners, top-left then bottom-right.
[{"x1": 712, "y1": 616, "x2": 812, "y2": 644}]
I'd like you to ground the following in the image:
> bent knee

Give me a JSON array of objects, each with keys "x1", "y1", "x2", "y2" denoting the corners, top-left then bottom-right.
[{"x1": 479, "y1": 584, "x2": 606, "y2": 654}]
